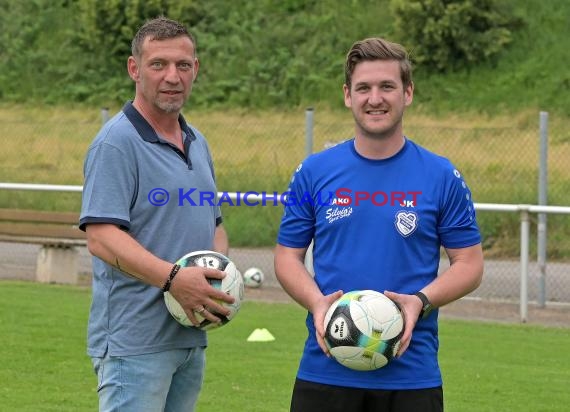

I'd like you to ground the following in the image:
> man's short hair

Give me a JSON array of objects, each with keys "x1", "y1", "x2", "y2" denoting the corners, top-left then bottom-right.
[
  {"x1": 131, "y1": 16, "x2": 196, "y2": 58},
  {"x1": 345, "y1": 38, "x2": 413, "y2": 89}
]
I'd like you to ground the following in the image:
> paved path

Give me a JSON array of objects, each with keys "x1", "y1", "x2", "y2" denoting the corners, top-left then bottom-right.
[
  {"x1": 4, "y1": 242, "x2": 568, "y2": 302},
  {"x1": 1, "y1": 242, "x2": 568, "y2": 327}
]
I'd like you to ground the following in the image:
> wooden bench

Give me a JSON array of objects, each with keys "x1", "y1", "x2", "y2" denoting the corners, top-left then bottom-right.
[{"x1": 0, "y1": 209, "x2": 86, "y2": 284}]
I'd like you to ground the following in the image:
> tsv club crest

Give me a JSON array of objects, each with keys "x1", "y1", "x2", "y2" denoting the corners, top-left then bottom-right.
[{"x1": 395, "y1": 211, "x2": 418, "y2": 237}]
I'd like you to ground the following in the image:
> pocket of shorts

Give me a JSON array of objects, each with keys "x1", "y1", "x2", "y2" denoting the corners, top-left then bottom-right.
[{"x1": 91, "y1": 357, "x2": 105, "y2": 392}]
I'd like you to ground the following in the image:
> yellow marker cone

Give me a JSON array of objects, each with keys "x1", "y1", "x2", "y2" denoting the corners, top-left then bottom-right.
[{"x1": 247, "y1": 328, "x2": 275, "y2": 342}]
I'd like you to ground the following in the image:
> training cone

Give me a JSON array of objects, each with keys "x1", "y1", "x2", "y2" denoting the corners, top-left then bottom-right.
[{"x1": 247, "y1": 328, "x2": 275, "y2": 342}]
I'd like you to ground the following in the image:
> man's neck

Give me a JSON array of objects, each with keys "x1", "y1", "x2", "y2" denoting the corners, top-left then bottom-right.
[
  {"x1": 133, "y1": 99, "x2": 183, "y2": 149},
  {"x1": 353, "y1": 133, "x2": 405, "y2": 160}
]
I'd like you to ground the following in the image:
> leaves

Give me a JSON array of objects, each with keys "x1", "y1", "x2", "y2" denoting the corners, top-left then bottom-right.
[{"x1": 390, "y1": 0, "x2": 522, "y2": 72}]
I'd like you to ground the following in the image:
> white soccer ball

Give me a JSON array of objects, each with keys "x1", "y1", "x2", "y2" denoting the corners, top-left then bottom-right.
[
  {"x1": 243, "y1": 267, "x2": 264, "y2": 288},
  {"x1": 164, "y1": 250, "x2": 244, "y2": 331},
  {"x1": 323, "y1": 290, "x2": 405, "y2": 371}
]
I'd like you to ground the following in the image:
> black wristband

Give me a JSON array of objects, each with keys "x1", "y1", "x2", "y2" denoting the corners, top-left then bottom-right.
[
  {"x1": 415, "y1": 291, "x2": 433, "y2": 320},
  {"x1": 162, "y1": 264, "x2": 181, "y2": 292}
]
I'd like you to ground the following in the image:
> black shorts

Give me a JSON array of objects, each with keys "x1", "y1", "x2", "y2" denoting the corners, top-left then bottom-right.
[{"x1": 290, "y1": 378, "x2": 443, "y2": 412}]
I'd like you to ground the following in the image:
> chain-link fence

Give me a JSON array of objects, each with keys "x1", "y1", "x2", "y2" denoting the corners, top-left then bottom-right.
[{"x1": 1, "y1": 107, "x2": 569, "y2": 309}]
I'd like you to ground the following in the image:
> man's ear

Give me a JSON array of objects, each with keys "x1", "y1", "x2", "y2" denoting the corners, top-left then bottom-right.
[
  {"x1": 343, "y1": 84, "x2": 352, "y2": 109},
  {"x1": 192, "y1": 58, "x2": 200, "y2": 82},
  {"x1": 127, "y1": 56, "x2": 139, "y2": 82},
  {"x1": 404, "y1": 81, "x2": 414, "y2": 107}
]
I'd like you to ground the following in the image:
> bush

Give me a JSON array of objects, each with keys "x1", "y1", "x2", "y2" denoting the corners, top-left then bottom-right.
[{"x1": 391, "y1": 0, "x2": 521, "y2": 72}]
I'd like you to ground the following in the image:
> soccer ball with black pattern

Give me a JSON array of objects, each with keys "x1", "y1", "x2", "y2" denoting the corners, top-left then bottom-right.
[
  {"x1": 243, "y1": 267, "x2": 264, "y2": 288},
  {"x1": 164, "y1": 250, "x2": 244, "y2": 331},
  {"x1": 324, "y1": 290, "x2": 405, "y2": 371}
]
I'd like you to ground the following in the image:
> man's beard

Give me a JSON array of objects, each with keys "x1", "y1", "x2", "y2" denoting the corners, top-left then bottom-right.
[{"x1": 156, "y1": 99, "x2": 184, "y2": 114}]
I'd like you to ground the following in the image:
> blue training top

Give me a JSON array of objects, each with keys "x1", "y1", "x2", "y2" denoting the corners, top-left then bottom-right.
[
  {"x1": 80, "y1": 102, "x2": 221, "y2": 357},
  {"x1": 277, "y1": 138, "x2": 481, "y2": 390}
]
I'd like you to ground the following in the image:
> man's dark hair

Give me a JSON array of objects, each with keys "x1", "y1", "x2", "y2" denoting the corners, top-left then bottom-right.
[
  {"x1": 345, "y1": 38, "x2": 412, "y2": 90},
  {"x1": 131, "y1": 17, "x2": 196, "y2": 58}
]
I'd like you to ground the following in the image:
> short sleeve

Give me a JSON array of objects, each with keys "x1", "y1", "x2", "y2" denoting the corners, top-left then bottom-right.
[
  {"x1": 438, "y1": 165, "x2": 481, "y2": 248},
  {"x1": 277, "y1": 162, "x2": 315, "y2": 248},
  {"x1": 79, "y1": 142, "x2": 136, "y2": 231}
]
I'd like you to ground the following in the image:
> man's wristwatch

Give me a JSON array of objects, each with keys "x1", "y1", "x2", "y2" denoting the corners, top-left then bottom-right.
[{"x1": 415, "y1": 291, "x2": 433, "y2": 320}]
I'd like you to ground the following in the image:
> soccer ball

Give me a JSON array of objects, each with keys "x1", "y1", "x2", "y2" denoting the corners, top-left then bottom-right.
[
  {"x1": 323, "y1": 290, "x2": 405, "y2": 371},
  {"x1": 243, "y1": 267, "x2": 264, "y2": 288},
  {"x1": 164, "y1": 250, "x2": 244, "y2": 331}
]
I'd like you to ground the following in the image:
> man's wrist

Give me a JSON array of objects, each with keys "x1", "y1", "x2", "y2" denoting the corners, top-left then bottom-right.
[
  {"x1": 162, "y1": 264, "x2": 181, "y2": 292},
  {"x1": 414, "y1": 291, "x2": 433, "y2": 320}
]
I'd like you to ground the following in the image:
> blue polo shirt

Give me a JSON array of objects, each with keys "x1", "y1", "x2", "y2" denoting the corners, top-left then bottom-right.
[
  {"x1": 80, "y1": 102, "x2": 221, "y2": 357},
  {"x1": 278, "y1": 138, "x2": 481, "y2": 389}
]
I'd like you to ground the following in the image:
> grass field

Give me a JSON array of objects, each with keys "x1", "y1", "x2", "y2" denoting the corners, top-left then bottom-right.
[
  {"x1": 0, "y1": 281, "x2": 568, "y2": 411},
  {"x1": 1, "y1": 105, "x2": 570, "y2": 255}
]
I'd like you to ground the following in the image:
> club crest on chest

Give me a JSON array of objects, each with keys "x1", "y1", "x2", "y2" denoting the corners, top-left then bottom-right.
[{"x1": 395, "y1": 211, "x2": 418, "y2": 237}]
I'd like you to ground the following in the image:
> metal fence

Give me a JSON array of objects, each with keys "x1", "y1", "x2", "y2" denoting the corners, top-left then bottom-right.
[{"x1": 1, "y1": 108, "x2": 569, "y2": 316}]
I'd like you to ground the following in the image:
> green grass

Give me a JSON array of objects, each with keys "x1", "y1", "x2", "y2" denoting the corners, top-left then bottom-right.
[
  {"x1": 0, "y1": 282, "x2": 95, "y2": 411},
  {"x1": 0, "y1": 281, "x2": 569, "y2": 411},
  {"x1": 440, "y1": 320, "x2": 570, "y2": 412}
]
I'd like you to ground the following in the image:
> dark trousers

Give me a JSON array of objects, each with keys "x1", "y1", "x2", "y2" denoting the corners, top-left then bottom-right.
[{"x1": 290, "y1": 378, "x2": 443, "y2": 412}]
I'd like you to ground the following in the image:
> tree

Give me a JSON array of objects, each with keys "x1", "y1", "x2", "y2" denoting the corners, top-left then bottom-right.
[
  {"x1": 70, "y1": 0, "x2": 207, "y2": 103},
  {"x1": 391, "y1": 0, "x2": 521, "y2": 72},
  {"x1": 0, "y1": 0, "x2": 80, "y2": 102}
]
